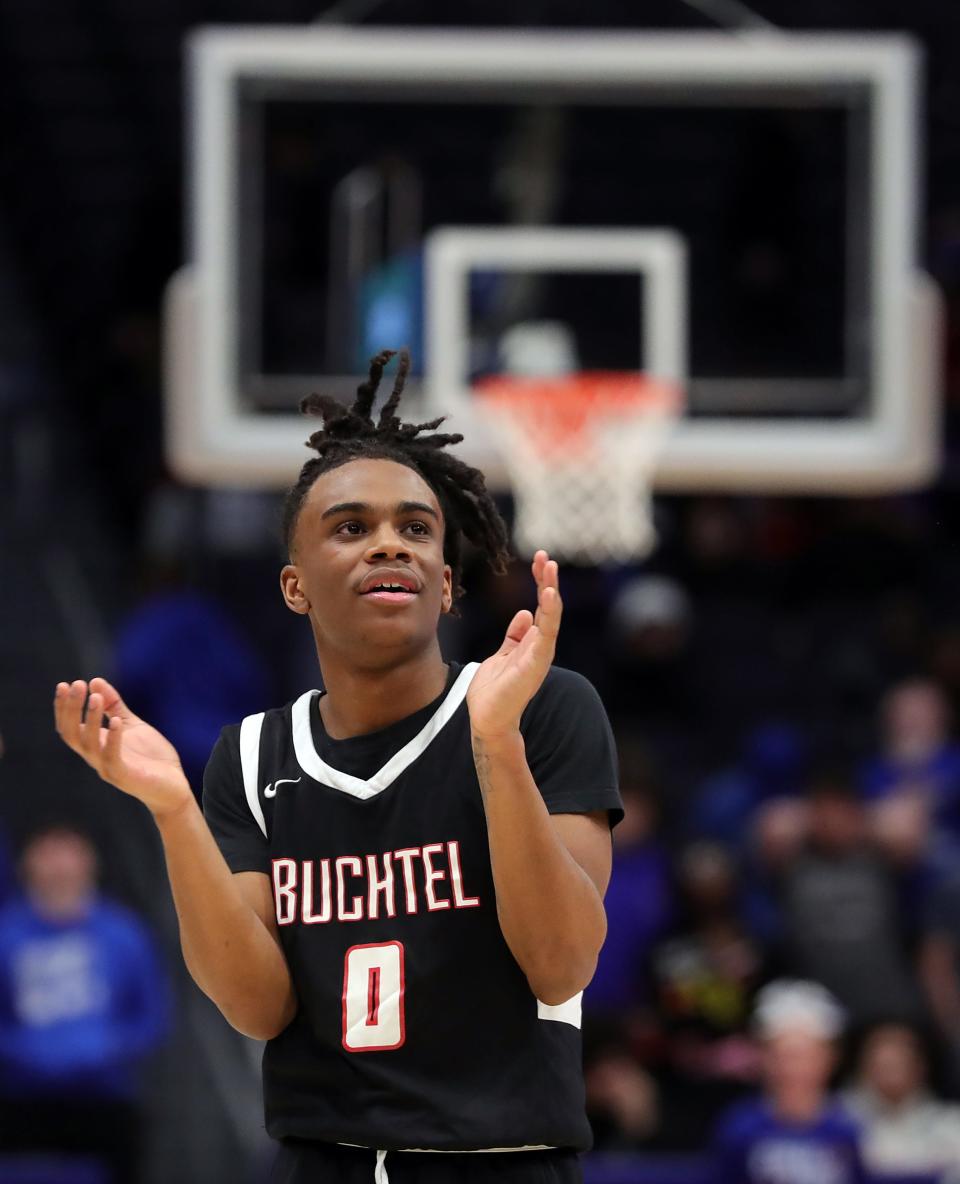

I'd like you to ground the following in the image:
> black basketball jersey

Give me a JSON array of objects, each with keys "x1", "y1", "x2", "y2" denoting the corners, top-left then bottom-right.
[{"x1": 202, "y1": 661, "x2": 621, "y2": 1152}]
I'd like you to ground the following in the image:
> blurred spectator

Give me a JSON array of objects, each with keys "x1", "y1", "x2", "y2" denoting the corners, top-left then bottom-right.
[
  {"x1": 113, "y1": 585, "x2": 270, "y2": 795},
  {"x1": 0, "y1": 730, "x2": 16, "y2": 905},
  {"x1": 603, "y1": 573, "x2": 704, "y2": 791},
  {"x1": 919, "y1": 874, "x2": 960, "y2": 1094},
  {"x1": 681, "y1": 498, "x2": 755, "y2": 597},
  {"x1": 584, "y1": 757, "x2": 672, "y2": 1017},
  {"x1": 693, "y1": 722, "x2": 808, "y2": 849},
  {"x1": 869, "y1": 792, "x2": 934, "y2": 875},
  {"x1": 742, "y1": 795, "x2": 811, "y2": 946},
  {"x1": 752, "y1": 795, "x2": 809, "y2": 875},
  {"x1": 649, "y1": 842, "x2": 766, "y2": 1145},
  {"x1": 929, "y1": 625, "x2": 960, "y2": 728},
  {"x1": 604, "y1": 574, "x2": 696, "y2": 727},
  {"x1": 774, "y1": 775, "x2": 920, "y2": 1025},
  {"x1": 582, "y1": 756, "x2": 672, "y2": 1151},
  {"x1": 711, "y1": 980, "x2": 867, "y2": 1184},
  {"x1": 0, "y1": 826, "x2": 168, "y2": 1182},
  {"x1": 584, "y1": 1047, "x2": 661, "y2": 1152},
  {"x1": 861, "y1": 679, "x2": 960, "y2": 876},
  {"x1": 842, "y1": 1022, "x2": 960, "y2": 1182}
]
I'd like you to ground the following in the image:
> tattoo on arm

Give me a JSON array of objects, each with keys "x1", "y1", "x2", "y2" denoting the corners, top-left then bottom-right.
[{"x1": 472, "y1": 737, "x2": 493, "y2": 800}]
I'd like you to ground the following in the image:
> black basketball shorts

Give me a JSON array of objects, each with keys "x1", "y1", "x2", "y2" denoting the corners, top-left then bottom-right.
[{"x1": 270, "y1": 1139, "x2": 583, "y2": 1183}]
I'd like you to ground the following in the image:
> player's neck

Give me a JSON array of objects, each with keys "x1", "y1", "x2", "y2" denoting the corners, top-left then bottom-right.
[{"x1": 316, "y1": 644, "x2": 449, "y2": 740}]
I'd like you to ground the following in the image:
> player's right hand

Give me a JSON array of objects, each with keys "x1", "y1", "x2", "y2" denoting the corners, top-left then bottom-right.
[{"x1": 54, "y1": 678, "x2": 194, "y2": 819}]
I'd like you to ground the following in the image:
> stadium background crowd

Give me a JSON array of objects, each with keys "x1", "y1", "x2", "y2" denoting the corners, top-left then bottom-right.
[{"x1": 2, "y1": 1, "x2": 960, "y2": 1182}]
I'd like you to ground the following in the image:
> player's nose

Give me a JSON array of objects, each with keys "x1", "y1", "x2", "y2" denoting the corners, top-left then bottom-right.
[{"x1": 365, "y1": 525, "x2": 411, "y2": 562}]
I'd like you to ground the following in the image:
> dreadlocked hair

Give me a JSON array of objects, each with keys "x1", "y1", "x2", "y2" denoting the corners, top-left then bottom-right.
[{"x1": 281, "y1": 348, "x2": 510, "y2": 604}]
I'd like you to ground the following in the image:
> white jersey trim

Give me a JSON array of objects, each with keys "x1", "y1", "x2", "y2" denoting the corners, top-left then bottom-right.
[
  {"x1": 339, "y1": 1143, "x2": 554, "y2": 1153},
  {"x1": 290, "y1": 663, "x2": 480, "y2": 800},
  {"x1": 239, "y1": 712, "x2": 267, "y2": 837},
  {"x1": 537, "y1": 991, "x2": 582, "y2": 1029}
]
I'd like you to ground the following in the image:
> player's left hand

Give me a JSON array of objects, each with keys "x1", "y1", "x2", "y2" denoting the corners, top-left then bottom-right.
[{"x1": 467, "y1": 550, "x2": 561, "y2": 741}]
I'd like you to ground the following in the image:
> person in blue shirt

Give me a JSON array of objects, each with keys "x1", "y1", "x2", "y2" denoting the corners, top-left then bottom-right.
[
  {"x1": 584, "y1": 776, "x2": 672, "y2": 1016},
  {"x1": 0, "y1": 825, "x2": 169, "y2": 1183},
  {"x1": 711, "y1": 980, "x2": 867, "y2": 1184},
  {"x1": 860, "y1": 679, "x2": 960, "y2": 880}
]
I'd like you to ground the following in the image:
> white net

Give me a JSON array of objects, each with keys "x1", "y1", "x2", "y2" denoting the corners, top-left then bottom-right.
[{"x1": 477, "y1": 374, "x2": 680, "y2": 564}]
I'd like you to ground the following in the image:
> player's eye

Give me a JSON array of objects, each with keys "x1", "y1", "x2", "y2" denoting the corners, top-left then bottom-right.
[
  {"x1": 404, "y1": 520, "x2": 431, "y2": 536},
  {"x1": 336, "y1": 521, "x2": 366, "y2": 536}
]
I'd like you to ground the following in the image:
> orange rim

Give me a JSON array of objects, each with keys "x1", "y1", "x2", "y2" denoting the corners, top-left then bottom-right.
[{"x1": 475, "y1": 372, "x2": 680, "y2": 454}]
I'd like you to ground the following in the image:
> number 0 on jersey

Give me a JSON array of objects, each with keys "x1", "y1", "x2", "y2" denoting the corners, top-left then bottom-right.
[{"x1": 342, "y1": 941, "x2": 406, "y2": 1052}]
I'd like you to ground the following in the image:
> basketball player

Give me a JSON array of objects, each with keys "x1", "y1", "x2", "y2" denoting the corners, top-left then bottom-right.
[{"x1": 53, "y1": 349, "x2": 622, "y2": 1183}]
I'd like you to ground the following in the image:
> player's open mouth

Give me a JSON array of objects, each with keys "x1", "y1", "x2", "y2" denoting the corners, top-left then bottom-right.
[
  {"x1": 358, "y1": 570, "x2": 420, "y2": 604},
  {"x1": 362, "y1": 587, "x2": 418, "y2": 604}
]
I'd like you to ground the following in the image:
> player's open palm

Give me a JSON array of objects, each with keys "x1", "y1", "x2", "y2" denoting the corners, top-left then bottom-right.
[
  {"x1": 54, "y1": 677, "x2": 193, "y2": 818},
  {"x1": 467, "y1": 550, "x2": 562, "y2": 739}
]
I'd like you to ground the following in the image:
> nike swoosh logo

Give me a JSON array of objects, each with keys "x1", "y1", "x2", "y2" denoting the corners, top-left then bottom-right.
[{"x1": 263, "y1": 777, "x2": 301, "y2": 798}]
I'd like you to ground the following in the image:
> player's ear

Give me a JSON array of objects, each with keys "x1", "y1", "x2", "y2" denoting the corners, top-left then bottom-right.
[
  {"x1": 280, "y1": 564, "x2": 310, "y2": 615},
  {"x1": 440, "y1": 564, "x2": 453, "y2": 615}
]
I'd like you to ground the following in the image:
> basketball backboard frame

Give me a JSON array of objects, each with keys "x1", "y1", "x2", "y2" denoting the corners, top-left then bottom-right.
[{"x1": 166, "y1": 27, "x2": 940, "y2": 493}]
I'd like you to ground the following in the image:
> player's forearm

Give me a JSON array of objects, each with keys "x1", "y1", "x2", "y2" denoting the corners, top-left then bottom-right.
[
  {"x1": 472, "y1": 729, "x2": 606, "y2": 1004},
  {"x1": 154, "y1": 799, "x2": 297, "y2": 1040}
]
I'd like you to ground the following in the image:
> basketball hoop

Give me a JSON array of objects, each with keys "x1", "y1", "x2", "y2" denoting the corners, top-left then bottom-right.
[{"x1": 476, "y1": 372, "x2": 682, "y2": 564}]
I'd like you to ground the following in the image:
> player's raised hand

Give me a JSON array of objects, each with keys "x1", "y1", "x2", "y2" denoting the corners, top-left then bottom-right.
[
  {"x1": 466, "y1": 550, "x2": 562, "y2": 740},
  {"x1": 53, "y1": 678, "x2": 193, "y2": 818}
]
